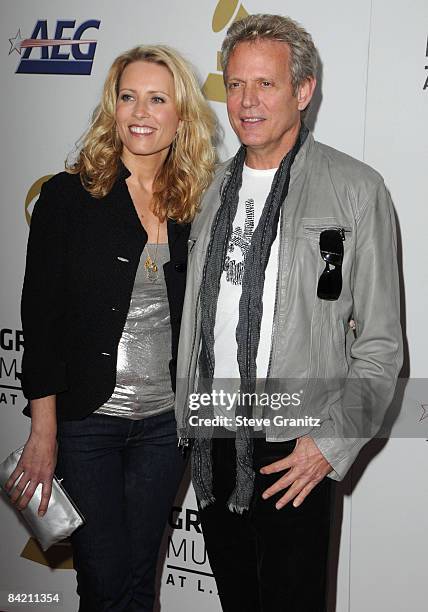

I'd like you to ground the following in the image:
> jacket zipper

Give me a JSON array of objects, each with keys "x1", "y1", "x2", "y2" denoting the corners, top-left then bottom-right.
[
  {"x1": 178, "y1": 286, "x2": 201, "y2": 452},
  {"x1": 266, "y1": 208, "x2": 285, "y2": 379},
  {"x1": 178, "y1": 170, "x2": 233, "y2": 452},
  {"x1": 304, "y1": 225, "x2": 351, "y2": 240},
  {"x1": 188, "y1": 238, "x2": 197, "y2": 252}
]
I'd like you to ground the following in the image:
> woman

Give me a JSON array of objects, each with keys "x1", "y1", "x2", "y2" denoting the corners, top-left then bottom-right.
[{"x1": 5, "y1": 45, "x2": 215, "y2": 611}]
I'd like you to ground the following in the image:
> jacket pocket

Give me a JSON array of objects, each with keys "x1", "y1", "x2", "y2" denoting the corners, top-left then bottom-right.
[{"x1": 303, "y1": 223, "x2": 352, "y2": 243}]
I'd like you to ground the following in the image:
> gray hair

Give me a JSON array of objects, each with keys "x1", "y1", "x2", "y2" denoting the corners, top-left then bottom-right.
[{"x1": 221, "y1": 14, "x2": 318, "y2": 95}]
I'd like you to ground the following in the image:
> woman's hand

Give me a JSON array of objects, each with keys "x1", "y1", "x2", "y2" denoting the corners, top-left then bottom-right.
[{"x1": 4, "y1": 396, "x2": 57, "y2": 516}]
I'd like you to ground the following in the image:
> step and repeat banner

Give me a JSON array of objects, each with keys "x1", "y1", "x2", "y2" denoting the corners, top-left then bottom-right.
[{"x1": 1, "y1": 1, "x2": 427, "y2": 611}]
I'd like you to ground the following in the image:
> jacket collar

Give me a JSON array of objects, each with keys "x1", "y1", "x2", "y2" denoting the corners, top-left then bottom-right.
[
  {"x1": 115, "y1": 157, "x2": 189, "y2": 243},
  {"x1": 116, "y1": 158, "x2": 131, "y2": 182},
  {"x1": 289, "y1": 130, "x2": 314, "y2": 186},
  {"x1": 218, "y1": 127, "x2": 314, "y2": 189},
  {"x1": 167, "y1": 217, "x2": 190, "y2": 246}
]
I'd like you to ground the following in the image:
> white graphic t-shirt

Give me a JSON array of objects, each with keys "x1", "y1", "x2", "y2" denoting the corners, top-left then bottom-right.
[{"x1": 213, "y1": 163, "x2": 279, "y2": 381}]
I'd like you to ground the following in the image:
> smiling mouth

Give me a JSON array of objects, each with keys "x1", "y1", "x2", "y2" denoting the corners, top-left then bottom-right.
[
  {"x1": 240, "y1": 117, "x2": 265, "y2": 125},
  {"x1": 129, "y1": 125, "x2": 156, "y2": 135}
]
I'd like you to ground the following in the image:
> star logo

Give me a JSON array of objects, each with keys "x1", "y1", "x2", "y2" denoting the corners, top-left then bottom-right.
[
  {"x1": 8, "y1": 29, "x2": 23, "y2": 55},
  {"x1": 419, "y1": 403, "x2": 428, "y2": 422}
]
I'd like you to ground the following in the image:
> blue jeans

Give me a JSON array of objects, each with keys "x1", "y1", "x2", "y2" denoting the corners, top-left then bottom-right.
[{"x1": 56, "y1": 410, "x2": 185, "y2": 612}]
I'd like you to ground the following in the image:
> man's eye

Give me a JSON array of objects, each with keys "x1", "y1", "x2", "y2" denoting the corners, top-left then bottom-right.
[
  {"x1": 227, "y1": 82, "x2": 240, "y2": 89},
  {"x1": 261, "y1": 81, "x2": 272, "y2": 87}
]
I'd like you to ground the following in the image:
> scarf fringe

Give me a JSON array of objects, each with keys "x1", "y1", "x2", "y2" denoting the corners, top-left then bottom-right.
[
  {"x1": 198, "y1": 495, "x2": 216, "y2": 510},
  {"x1": 227, "y1": 502, "x2": 248, "y2": 514}
]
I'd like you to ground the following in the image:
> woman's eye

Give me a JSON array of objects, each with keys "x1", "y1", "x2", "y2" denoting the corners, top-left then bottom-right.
[
  {"x1": 152, "y1": 96, "x2": 165, "y2": 103},
  {"x1": 120, "y1": 93, "x2": 133, "y2": 101}
]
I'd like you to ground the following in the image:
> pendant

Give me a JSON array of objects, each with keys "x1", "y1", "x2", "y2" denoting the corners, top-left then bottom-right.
[{"x1": 144, "y1": 255, "x2": 158, "y2": 282}]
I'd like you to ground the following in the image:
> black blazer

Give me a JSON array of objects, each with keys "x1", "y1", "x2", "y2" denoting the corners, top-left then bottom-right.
[{"x1": 21, "y1": 164, "x2": 190, "y2": 420}]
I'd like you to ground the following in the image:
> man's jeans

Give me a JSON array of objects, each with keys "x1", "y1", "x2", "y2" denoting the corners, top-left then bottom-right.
[
  {"x1": 56, "y1": 410, "x2": 185, "y2": 612},
  {"x1": 199, "y1": 435, "x2": 332, "y2": 612}
]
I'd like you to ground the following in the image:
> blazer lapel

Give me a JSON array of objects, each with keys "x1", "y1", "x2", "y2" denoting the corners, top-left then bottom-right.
[{"x1": 167, "y1": 219, "x2": 190, "y2": 258}]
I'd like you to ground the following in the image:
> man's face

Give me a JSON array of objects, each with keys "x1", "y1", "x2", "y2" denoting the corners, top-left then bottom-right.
[{"x1": 225, "y1": 39, "x2": 314, "y2": 168}]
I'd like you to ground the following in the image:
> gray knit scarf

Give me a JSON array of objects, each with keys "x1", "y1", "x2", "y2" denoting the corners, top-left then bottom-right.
[{"x1": 192, "y1": 125, "x2": 308, "y2": 513}]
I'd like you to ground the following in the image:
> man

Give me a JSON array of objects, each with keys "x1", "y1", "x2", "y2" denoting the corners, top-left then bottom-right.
[{"x1": 176, "y1": 14, "x2": 402, "y2": 612}]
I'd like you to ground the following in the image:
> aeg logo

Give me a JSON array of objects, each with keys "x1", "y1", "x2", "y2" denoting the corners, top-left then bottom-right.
[{"x1": 8, "y1": 19, "x2": 101, "y2": 75}]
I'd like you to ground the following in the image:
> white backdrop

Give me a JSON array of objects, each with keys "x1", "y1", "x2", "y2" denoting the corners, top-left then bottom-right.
[{"x1": 1, "y1": 1, "x2": 427, "y2": 611}]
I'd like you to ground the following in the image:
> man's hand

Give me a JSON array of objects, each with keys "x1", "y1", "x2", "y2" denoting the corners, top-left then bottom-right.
[{"x1": 260, "y1": 436, "x2": 332, "y2": 509}]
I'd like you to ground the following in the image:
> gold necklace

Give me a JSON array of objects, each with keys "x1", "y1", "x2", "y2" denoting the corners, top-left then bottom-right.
[{"x1": 144, "y1": 221, "x2": 160, "y2": 282}]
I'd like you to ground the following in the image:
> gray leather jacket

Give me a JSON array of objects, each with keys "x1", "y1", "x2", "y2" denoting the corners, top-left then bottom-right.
[{"x1": 175, "y1": 132, "x2": 403, "y2": 480}]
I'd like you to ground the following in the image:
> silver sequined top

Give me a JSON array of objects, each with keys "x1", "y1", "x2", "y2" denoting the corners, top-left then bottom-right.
[{"x1": 95, "y1": 244, "x2": 175, "y2": 419}]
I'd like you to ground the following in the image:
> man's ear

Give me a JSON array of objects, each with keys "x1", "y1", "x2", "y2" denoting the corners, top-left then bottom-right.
[{"x1": 297, "y1": 77, "x2": 317, "y2": 111}]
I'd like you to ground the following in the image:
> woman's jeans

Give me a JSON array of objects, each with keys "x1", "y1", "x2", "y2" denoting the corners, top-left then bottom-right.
[{"x1": 56, "y1": 410, "x2": 185, "y2": 612}]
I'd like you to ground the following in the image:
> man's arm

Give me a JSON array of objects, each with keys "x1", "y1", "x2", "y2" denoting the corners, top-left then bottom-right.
[
  {"x1": 262, "y1": 178, "x2": 403, "y2": 507},
  {"x1": 312, "y1": 178, "x2": 403, "y2": 478}
]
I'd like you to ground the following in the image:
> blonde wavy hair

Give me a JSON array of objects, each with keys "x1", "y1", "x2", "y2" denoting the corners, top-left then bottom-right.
[{"x1": 67, "y1": 45, "x2": 216, "y2": 222}]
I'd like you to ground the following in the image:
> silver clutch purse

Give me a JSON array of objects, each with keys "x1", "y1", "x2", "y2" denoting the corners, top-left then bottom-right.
[{"x1": 0, "y1": 446, "x2": 85, "y2": 551}]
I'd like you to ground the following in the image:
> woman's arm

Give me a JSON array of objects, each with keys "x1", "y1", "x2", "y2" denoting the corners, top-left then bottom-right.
[
  {"x1": 5, "y1": 396, "x2": 57, "y2": 515},
  {"x1": 21, "y1": 176, "x2": 69, "y2": 399},
  {"x1": 7, "y1": 176, "x2": 69, "y2": 513}
]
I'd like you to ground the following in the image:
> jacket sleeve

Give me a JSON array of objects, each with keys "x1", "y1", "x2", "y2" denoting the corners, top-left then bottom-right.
[
  {"x1": 313, "y1": 179, "x2": 403, "y2": 480},
  {"x1": 20, "y1": 177, "x2": 69, "y2": 400}
]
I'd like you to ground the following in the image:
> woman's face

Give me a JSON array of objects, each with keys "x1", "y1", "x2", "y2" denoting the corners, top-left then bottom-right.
[{"x1": 115, "y1": 60, "x2": 180, "y2": 164}]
